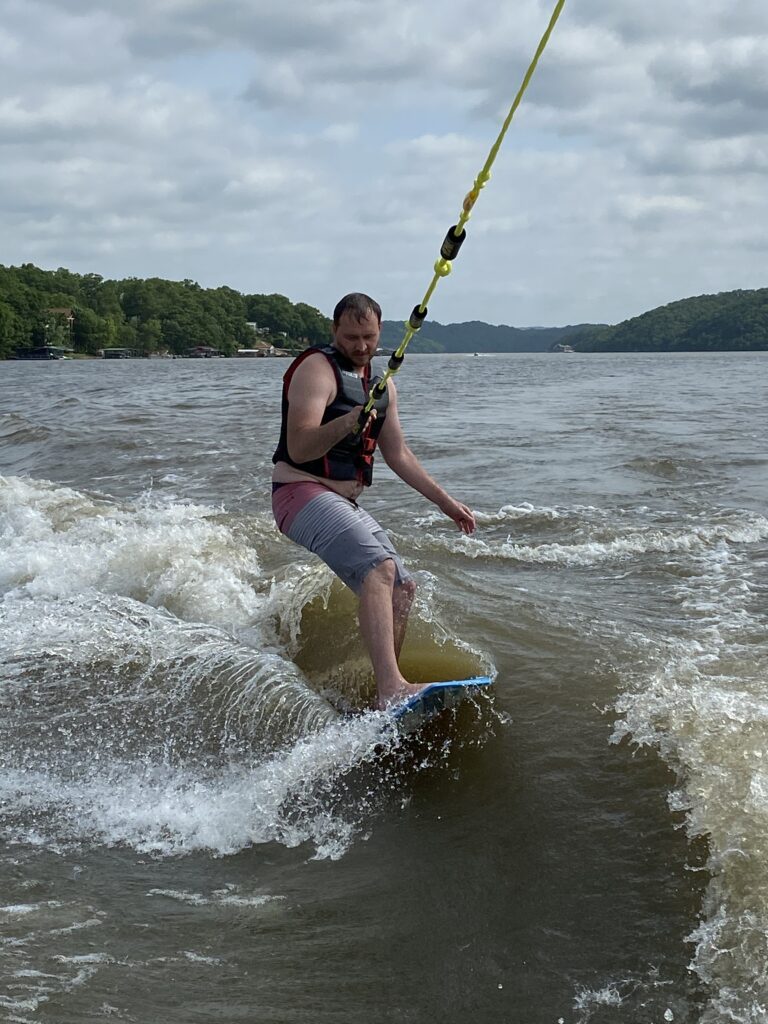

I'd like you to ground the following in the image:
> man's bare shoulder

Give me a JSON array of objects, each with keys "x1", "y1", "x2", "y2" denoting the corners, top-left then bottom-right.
[
  {"x1": 290, "y1": 349, "x2": 335, "y2": 381},
  {"x1": 288, "y1": 349, "x2": 336, "y2": 400}
]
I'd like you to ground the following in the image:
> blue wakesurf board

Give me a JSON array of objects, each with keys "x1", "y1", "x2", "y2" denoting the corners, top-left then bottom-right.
[{"x1": 391, "y1": 676, "x2": 492, "y2": 733}]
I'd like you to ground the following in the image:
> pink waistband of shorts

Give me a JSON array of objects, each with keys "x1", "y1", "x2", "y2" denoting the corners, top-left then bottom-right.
[{"x1": 271, "y1": 481, "x2": 333, "y2": 534}]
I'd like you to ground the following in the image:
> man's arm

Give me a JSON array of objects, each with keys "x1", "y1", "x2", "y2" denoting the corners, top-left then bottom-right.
[
  {"x1": 284, "y1": 353, "x2": 366, "y2": 464},
  {"x1": 377, "y1": 381, "x2": 476, "y2": 534}
]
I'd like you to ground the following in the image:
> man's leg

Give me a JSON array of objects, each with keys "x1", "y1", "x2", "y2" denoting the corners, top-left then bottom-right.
[
  {"x1": 277, "y1": 489, "x2": 424, "y2": 708},
  {"x1": 392, "y1": 577, "x2": 416, "y2": 660},
  {"x1": 358, "y1": 560, "x2": 423, "y2": 709}
]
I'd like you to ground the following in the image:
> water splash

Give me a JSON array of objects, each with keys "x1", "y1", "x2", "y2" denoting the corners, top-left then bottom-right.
[{"x1": 612, "y1": 536, "x2": 768, "y2": 1023}]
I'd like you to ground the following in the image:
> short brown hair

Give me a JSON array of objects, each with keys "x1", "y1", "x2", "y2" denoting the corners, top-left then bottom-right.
[{"x1": 332, "y1": 293, "x2": 382, "y2": 326}]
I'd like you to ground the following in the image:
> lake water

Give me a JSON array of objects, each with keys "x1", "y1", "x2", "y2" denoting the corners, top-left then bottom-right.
[{"x1": 1, "y1": 352, "x2": 767, "y2": 1024}]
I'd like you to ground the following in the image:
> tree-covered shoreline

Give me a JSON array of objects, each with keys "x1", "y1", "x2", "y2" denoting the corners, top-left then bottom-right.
[
  {"x1": 0, "y1": 263, "x2": 331, "y2": 360},
  {"x1": 2, "y1": 264, "x2": 767, "y2": 359},
  {"x1": 565, "y1": 287, "x2": 768, "y2": 352}
]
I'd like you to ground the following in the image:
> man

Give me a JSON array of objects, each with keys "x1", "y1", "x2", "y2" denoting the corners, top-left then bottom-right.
[{"x1": 272, "y1": 292, "x2": 475, "y2": 710}]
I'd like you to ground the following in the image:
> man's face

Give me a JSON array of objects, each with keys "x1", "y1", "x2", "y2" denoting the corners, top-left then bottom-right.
[{"x1": 332, "y1": 310, "x2": 380, "y2": 368}]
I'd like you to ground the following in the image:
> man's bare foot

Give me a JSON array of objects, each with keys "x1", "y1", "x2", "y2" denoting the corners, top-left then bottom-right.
[{"x1": 376, "y1": 678, "x2": 430, "y2": 712}]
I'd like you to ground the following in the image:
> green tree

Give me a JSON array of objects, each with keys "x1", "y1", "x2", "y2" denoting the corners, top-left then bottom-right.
[
  {"x1": 117, "y1": 321, "x2": 138, "y2": 350},
  {"x1": 72, "y1": 307, "x2": 107, "y2": 355},
  {"x1": 93, "y1": 280, "x2": 124, "y2": 319},
  {"x1": 160, "y1": 312, "x2": 203, "y2": 354},
  {"x1": 0, "y1": 301, "x2": 26, "y2": 358},
  {"x1": 137, "y1": 318, "x2": 163, "y2": 354},
  {"x1": 244, "y1": 293, "x2": 302, "y2": 338},
  {"x1": 295, "y1": 302, "x2": 331, "y2": 346},
  {"x1": 102, "y1": 316, "x2": 120, "y2": 350}
]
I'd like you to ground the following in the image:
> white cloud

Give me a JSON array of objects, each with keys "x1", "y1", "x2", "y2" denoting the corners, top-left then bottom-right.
[{"x1": 615, "y1": 193, "x2": 705, "y2": 224}]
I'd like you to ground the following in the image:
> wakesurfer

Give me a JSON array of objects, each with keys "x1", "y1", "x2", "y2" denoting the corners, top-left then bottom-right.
[{"x1": 271, "y1": 292, "x2": 475, "y2": 710}]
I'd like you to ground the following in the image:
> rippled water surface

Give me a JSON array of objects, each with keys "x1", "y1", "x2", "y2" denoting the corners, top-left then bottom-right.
[{"x1": 1, "y1": 352, "x2": 767, "y2": 1024}]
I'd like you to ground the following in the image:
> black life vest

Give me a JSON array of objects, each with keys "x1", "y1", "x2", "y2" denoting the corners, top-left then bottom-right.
[{"x1": 272, "y1": 345, "x2": 390, "y2": 486}]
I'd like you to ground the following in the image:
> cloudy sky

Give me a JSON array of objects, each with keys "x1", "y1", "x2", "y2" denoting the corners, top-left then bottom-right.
[{"x1": 1, "y1": 0, "x2": 766, "y2": 327}]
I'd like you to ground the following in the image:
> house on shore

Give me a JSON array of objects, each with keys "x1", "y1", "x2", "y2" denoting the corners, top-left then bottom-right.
[
  {"x1": 14, "y1": 345, "x2": 71, "y2": 360},
  {"x1": 237, "y1": 338, "x2": 279, "y2": 357},
  {"x1": 189, "y1": 345, "x2": 222, "y2": 358},
  {"x1": 102, "y1": 347, "x2": 136, "y2": 359},
  {"x1": 239, "y1": 321, "x2": 293, "y2": 356}
]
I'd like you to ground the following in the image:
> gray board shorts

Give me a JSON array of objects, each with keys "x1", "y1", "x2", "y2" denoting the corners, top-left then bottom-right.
[{"x1": 272, "y1": 483, "x2": 413, "y2": 594}]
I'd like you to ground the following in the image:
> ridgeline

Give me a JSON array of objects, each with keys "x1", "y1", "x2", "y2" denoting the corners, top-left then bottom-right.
[
  {"x1": 566, "y1": 287, "x2": 768, "y2": 353},
  {"x1": 379, "y1": 319, "x2": 598, "y2": 353},
  {"x1": 1, "y1": 264, "x2": 766, "y2": 358}
]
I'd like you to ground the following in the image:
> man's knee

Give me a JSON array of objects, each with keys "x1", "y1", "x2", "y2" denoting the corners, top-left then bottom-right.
[
  {"x1": 362, "y1": 560, "x2": 415, "y2": 597},
  {"x1": 365, "y1": 557, "x2": 397, "y2": 588}
]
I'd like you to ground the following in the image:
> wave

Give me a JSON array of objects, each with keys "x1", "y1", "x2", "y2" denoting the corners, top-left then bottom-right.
[
  {"x1": 0, "y1": 475, "x2": 492, "y2": 863},
  {"x1": 612, "y1": 537, "x2": 768, "y2": 1023},
  {"x1": 0, "y1": 713, "x2": 397, "y2": 861},
  {"x1": 408, "y1": 503, "x2": 768, "y2": 568},
  {"x1": 624, "y1": 455, "x2": 710, "y2": 481},
  {"x1": 418, "y1": 496, "x2": 768, "y2": 1021},
  {"x1": 0, "y1": 412, "x2": 53, "y2": 445},
  {"x1": 0, "y1": 474, "x2": 265, "y2": 626}
]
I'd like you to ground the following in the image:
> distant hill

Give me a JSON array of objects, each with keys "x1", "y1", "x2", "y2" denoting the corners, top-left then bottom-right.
[
  {"x1": 380, "y1": 319, "x2": 602, "y2": 354},
  {"x1": 566, "y1": 287, "x2": 768, "y2": 352},
  {"x1": 381, "y1": 286, "x2": 768, "y2": 355}
]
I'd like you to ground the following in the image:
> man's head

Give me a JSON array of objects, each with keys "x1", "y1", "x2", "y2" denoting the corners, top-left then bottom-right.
[{"x1": 331, "y1": 293, "x2": 382, "y2": 368}]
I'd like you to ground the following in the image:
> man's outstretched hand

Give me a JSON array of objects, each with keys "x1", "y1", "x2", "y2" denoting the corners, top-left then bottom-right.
[{"x1": 439, "y1": 497, "x2": 476, "y2": 535}]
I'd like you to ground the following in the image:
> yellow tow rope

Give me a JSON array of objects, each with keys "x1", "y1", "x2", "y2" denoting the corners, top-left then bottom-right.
[{"x1": 357, "y1": 0, "x2": 566, "y2": 424}]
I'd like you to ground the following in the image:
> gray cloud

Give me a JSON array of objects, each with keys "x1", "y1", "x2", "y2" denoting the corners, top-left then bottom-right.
[
  {"x1": 1, "y1": 0, "x2": 767, "y2": 326},
  {"x1": 650, "y1": 39, "x2": 768, "y2": 113}
]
